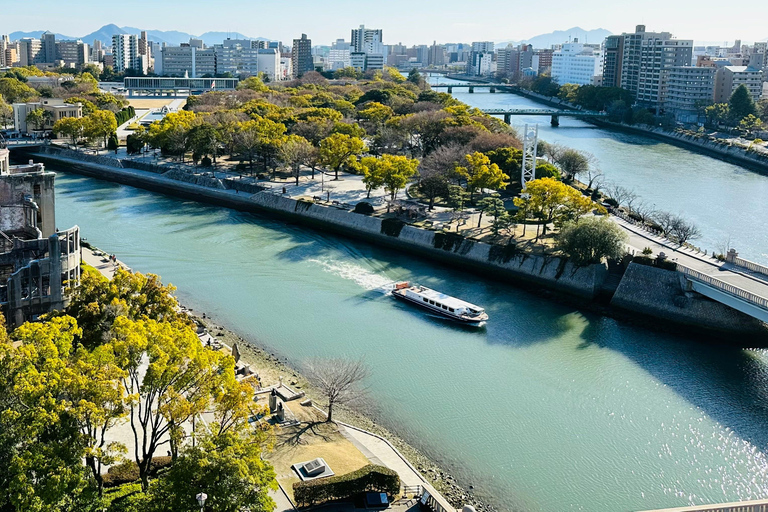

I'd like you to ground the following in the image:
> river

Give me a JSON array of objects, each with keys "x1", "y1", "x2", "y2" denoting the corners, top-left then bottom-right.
[
  {"x1": 430, "y1": 76, "x2": 768, "y2": 265},
  {"x1": 53, "y1": 163, "x2": 768, "y2": 511}
]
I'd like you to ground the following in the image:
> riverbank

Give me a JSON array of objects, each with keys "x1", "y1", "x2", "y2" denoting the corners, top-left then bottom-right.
[
  {"x1": 80, "y1": 244, "x2": 491, "y2": 511},
  {"x1": 18, "y1": 146, "x2": 768, "y2": 345}
]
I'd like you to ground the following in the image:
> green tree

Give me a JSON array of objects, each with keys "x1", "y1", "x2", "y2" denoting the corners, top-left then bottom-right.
[
  {"x1": 729, "y1": 84, "x2": 758, "y2": 123},
  {"x1": 53, "y1": 117, "x2": 84, "y2": 148},
  {"x1": 0, "y1": 317, "x2": 93, "y2": 512},
  {"x1": 279, "y1": 135, "x2": 315, "y2": 185},
  {"x1": 705, "y1": 103, "x2": 729, "y2": 126},
  {"x1": 358, "y1": 102, "x2": 394, "y2": 125},
  {"x1": 148, "y1": 432, "x2": 277, "y2": 512},
  {"x1": 83, "y1": 110, "x2": 118, "y2": 149},
  {"x1": 0, "y1": 77, "x2": 38, "y2": 103},
  {"x1": 0, "y1": 94, "x2": 12, "y2": 129},
  {"x1": 417, "y1": 168, "x2": 450, "y2": 210},
  {"x1": 380, "y1": 154, "x2": 419, "y2": 202},
  {"x1": 360, "y1": 156, "x2": 386, "y2": 198},
  {"x1": 233, "y1": 117, "x2": 286, "y2": 174},
  {"x1": 556, "y1": 149, "x2": 593, "y2": 181},
  {"x1": 557, "y1": 83, "x2": 579, "y2": 103},
  {"x1": 65, "y1": 268, "x2": 185, "y2": 349},
  {"x1": 26, "y1": 108, "x2": 53, "y2": 132},
  {"x1": 187, "y1": 123, "x2": 220, "y2": 165},
  {"x1": 513, "y1": 177, "x2": 603, "y2": 236},
  {"x1": 111, "y1": 316, "x2": 234, "y2": 491},
  {"x1": 739, "y1": 114, "x2": 764, "y2": 134},
  {"x1": 319, "y1": 133, "x2": 368, "y2": 180},
  {"x1": 476, "y1": 195, "x2": 507, "y2": 230},
  {"x1": 237, "y1": 75, "x2": 268, "y2": 92},
  {"x1": 455, "y1": 152, "x2": 509, "y2": 203},
  {"x1": 556, "y1": 217, "x2": 627, "y2": 265}
]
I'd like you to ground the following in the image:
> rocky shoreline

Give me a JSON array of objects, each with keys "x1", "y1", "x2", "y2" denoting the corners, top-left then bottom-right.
[{"x1": 185, "y1": 307, "x2": 498, "y2": 512}]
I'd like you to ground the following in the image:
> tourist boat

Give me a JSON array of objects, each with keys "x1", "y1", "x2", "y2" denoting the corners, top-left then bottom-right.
[{"x1": 391, "y1": 282, "x2": 489, "y2": 324}]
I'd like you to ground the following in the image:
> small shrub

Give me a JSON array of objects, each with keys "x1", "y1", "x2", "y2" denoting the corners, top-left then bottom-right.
[
  {"x1": 201, "y1": 156, "x2": 212, "y2": 167},
  {"x1": 642, "y1": 247, "x2": 653, "y2": 255},
  {"x1": 604, "y1": 197, "x2": 619, "y2": 207},
  {"x1": 103, "y1": 461, "x2": 140, "y2": 488},
  {"x1": 353, "y1": 202, "x2": 374, "y2": 215},
  {"x1": 632, "y1": 255, "x2": 654, "y2": 267}
]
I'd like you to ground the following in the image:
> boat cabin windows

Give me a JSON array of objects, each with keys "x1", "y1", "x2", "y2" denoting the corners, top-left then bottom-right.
[
  {"x1": 429, "y1": 300, "x2": 435, "y2": 305},
  {"x1": 423, "y1": 297, "x2": 429, "y2": 302},
  {"x1": 449, "y1": 307, "x2": 455, "y2": 312},
  {"x1": 442, "y1": 305, "x2": 448, "y2": 310}
]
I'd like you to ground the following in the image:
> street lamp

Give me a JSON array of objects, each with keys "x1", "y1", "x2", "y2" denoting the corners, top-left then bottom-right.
[{"x1": 196, "y1": 492, "x2": 207, "y2": 512}]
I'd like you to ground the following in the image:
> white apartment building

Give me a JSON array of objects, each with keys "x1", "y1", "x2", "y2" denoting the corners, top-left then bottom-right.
[
  {"x1": 348, "y1": 25, "x2": 384, "y2": 71},
  {"x1": 112, "y1": 34, "x2": 148, "y2": 73},
  {"x1": 161, "y1": 46, "x2": 216, "y2": 78},
  {"x1": 551, "y1": 43, "x2": 602, "y2": 86}
]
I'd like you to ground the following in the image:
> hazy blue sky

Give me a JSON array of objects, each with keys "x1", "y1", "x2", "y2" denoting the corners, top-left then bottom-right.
[{"x1": 3, "y1": 0, "x2": 767, "y2": 45}]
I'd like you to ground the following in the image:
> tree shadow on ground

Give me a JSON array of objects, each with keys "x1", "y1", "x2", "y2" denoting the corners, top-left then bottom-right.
[{"x1": 273, "y1": 420, "x2": 335, "y2": 448}]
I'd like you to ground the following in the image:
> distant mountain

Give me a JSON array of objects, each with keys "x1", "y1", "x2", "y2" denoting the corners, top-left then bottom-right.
[
  {"x1": 9, "y1": 24, "x2": 271, "y2": 47},
  {"x1": 80, "y1": 24, "x2": 126, "y2": 45},
  {"x1": 9, "y1": 30, "x2": 75, "y2": 41},
  {"x1": 497, "y1": 27, "x2": 613, "y2": 49}
]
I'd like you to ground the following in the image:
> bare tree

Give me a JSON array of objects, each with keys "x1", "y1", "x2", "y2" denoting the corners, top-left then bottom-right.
[
  {"x1": 304, "y1": 358, "x2": 369, "y2": 422},
  {"x1": 631, "y1": 201, "x2": 657, "y2": 224},
  {"x1": 652, "y1": 211, "x2": 676, "y2": 237},
  {"x1": 605, "y1": 184, "x2": 637, "y2": 209},
  {"x1": 585, "y1": 166, "x2": 604, "y2": 190},
  {"x1": 670, "y1": 216, "x2": 701, "y2": 246}
]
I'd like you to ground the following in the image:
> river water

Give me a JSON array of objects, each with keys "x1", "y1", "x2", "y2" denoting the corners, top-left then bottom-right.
[
  {"x1": 430, "y1": 76, "x2": 768, "y2": 265},
  {"x1": 53, "y1": 165, "x2": 768, "y2": 511}
]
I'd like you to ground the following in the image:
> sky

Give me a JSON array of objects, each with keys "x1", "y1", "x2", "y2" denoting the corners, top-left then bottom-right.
[{"x1": 2, "y1": 0, "x2": 767, "y2": 46}]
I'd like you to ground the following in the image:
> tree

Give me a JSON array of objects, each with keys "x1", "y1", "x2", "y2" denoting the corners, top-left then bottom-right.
[
  {"x1": 739, "y1": 114, "x2": 764, "y2": 134},
  {"x1": 187, "y1": 123, "x2": 220, "y2": 165},
  {"x1": 705, "y1": 103, "x2": 730, "y2": 126},
  {"x1": 455, "y1": 152, "x2": 509, "y2": 203},
  {"x1": 513, "y1": 178, "x2": 602, "y2": 236},
  {"x1": 83, "y1": 110, "x2": 118, "y2": 149},
  {"x1": 358, "y1": 102, "x2": 394, "y2": 125},
  {"x1": 417, "y1": 167, "x2": 450, "y2": 210},
  {"x1": 53, "y1": 117, "x2": 84, "y2": 148},
  {"x1": 319, "y1": 133, "x2": 368, "y2": 180},
  {"x1": 127, "y1": 128, "x2": 148, "y2": 155},
  {"x1": 0, "y1": 94, "x2": 12, "y2": 129},
  {"x1": 148, "y1": 110, "x2": 196, "y2": 160},
  {"x1": 233, "y1": 117, "x2": 286, "y2": 174},
  {"x1": 381, "y1": 154, "x2": 419, "y2": 202},
  {"x1": 148, "y1": 433, "x2": 277, "y2": 512},
  {"x1": 279, "y1": 135, "x2": 314, "y2": 185},
  {"x1": 304, "y1": 358, "x2": 369, "y2": 423},
  {"x1": 555, "y1": 148, "x2": 593, "y2": 181},
  {"x1": 66, "y1": 342, "x2": 127, "y2": 496},
  {"x1": 65, "y1": 268, "x2": 184, "y2": 348},
  {"x1": 0, "y1": 77, "x2": 38, "y2": 104},
  {"x1": 670, "y1": 215, "x2": 701, "y2": 246},
  {"x1": 476, "y1": 195, "x2": 506, "y2": 230},
  {"x1": 0, "y1": 316, "x2": 93, "y2": 512},
  {"x1": 729, "y1": 84, "x2": 758, "y2": 123},
  {"x1": 111, "y1": 316, "x2": 233, "y2": 490},
  {"x1": 556, "y1": 217, "x2": 628, "y2": 266},
  {"x1": 26, "y1": 108, "x2": 53, "y2": 132},
  {"x1": 360, "y1": 156, "x2": 386, "y2": 198},
  {"x1": 604, "y1": 183, "x2": 637, "y2": 209},
  {"x1": 237, "y1": 75, "x2": 268, "y2": 92}
]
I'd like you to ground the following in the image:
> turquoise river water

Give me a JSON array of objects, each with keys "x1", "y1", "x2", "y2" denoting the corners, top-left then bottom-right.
[{"x1": 46, "y1": 73, "x2": 768, "y2": 512}]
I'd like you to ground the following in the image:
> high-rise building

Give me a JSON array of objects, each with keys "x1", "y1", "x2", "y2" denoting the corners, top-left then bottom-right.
[
  {"x1": 112, "y1": 34, "x2": 145, "y2": 73},
  {"x1": 664, "y1": 66, "x2": 715, "y2": 123},
  {"x1": 428, "y1": 42, "x2": 445, "y2": 67},
  {"x1": 0, "y1": 35, "x2": 8, "y2": 67},
  {"x1": 56, "y1": 40, "x2": 89, "y2": 67},
  {"x1": 534, "y1": 48, "x2": 554, "y2": 74},
  {"x1": 41, "y1": 31, "x2": 56, "y2": 63},
  {"x1": 351, "y1": 25, "x2": 383, "y2": 53},
  {"x1": 714, "y1": 66, "x2": 763, "y2": 103},
  {"x1": 617, "y1": 25, "x2": 692, "y2": 111},
  {"x1": 602, "y1": 35, "x2": 624, "y2": 87},
  {"x1": 18, "y1": 38, "x2": 44, "y2": 66},
  {"x1": 160, "y1": 45, "x2": 216, "y2": 77},
  {"x1": 551, "y1": 42, "x2": 602, "y2": 86},
  {"x1": 496, "y1": 44, "x2": 533, "y2": 80},
  {"x1": 291, "y1": 34, "x2": 313, "y2": 78}
]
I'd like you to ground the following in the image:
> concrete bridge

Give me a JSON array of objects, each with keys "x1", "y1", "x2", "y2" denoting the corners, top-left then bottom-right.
[
  {"x1": 614, "y1": 216, "x2": 768, "y2": 326},
  {"x1": 480, "y1": 108, "x2": 607, "y2": 126},
  {"x1": 431, "y1": 83, "x2": 513, "y2": 94}
]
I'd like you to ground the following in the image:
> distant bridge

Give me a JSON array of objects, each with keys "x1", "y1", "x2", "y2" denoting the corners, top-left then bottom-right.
[
  {"x1": 480, "y1": 108, "x2": 606, "y2": 126},
  {"x1": 431, "y1": 83, "x2": 513, "y2": 93}
]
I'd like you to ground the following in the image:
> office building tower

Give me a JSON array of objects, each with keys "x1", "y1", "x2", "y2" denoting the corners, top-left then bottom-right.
[{"x1": 292, "y1": 34, "x2": 313, "y2": 78}]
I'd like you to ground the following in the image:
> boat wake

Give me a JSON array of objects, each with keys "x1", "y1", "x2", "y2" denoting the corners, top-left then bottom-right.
[{"x1": 308, "y1": 257, "x2": 395, "y2": 292}]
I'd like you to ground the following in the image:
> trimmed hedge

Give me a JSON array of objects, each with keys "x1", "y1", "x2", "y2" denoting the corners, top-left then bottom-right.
[
  {"x1": 102, "y1": 456, "x2": 174, "y2": 488},
  {"x1": 293, "y1": 464, "x2": 400, "y2": 507}
]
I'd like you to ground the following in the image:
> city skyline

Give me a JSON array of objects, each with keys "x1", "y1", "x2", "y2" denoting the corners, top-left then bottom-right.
[{"x1": 2, "y1": 0, "x2": 767, "y2": 46}]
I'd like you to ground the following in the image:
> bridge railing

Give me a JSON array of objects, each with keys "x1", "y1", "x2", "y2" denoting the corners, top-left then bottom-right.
[
  {"x1": 732, "y1": 256, "x2": 768, "y2": 279},
  {"x1": 676, "y1": 264, "x2": 768, "y2": 310}
]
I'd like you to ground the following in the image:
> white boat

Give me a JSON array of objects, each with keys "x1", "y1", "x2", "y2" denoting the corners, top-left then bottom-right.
[{"x1": 391, "y1": 282, "x2": 489, "y2": 324}]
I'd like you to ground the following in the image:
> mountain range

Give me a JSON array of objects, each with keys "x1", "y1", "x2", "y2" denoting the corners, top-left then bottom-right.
[
  {"x1": 8, "y1": 24, "x2": 265, "y2": 47},
  {"x1": 497, "y1": 27, "x2": 613, "y2": 48}
]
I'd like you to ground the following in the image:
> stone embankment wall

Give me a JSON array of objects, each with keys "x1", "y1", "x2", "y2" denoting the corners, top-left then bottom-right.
[{"x1": 611, "y1": 263, "x2": 768, "y2": 341}]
